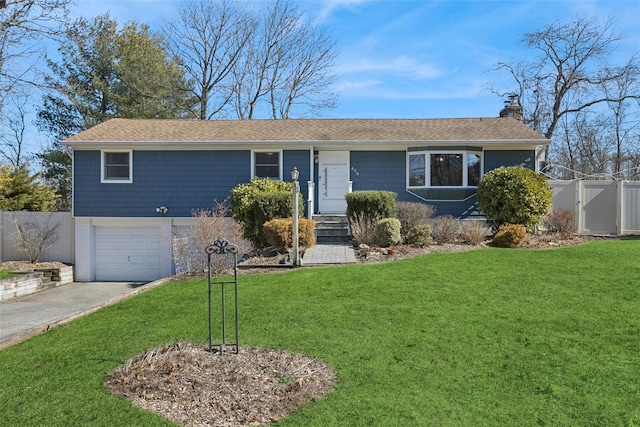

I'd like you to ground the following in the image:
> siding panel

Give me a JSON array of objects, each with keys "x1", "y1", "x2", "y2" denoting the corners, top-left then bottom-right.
[
  {"x1": 75, "y1": 151, "x2": 250, "y2": 217},
  {"x1": 484, "y1": 150, "x2": 535, "y2": 172},
  {"x1": 75, "y1": 150, "x2": 312, "y2": 218}
]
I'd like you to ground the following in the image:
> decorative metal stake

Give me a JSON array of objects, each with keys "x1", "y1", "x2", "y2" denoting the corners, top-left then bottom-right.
[{"x1": 205, "y1": 238, "x2": 239, "y2": 354}]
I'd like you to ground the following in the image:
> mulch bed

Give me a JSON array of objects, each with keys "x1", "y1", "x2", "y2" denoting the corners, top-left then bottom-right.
[{"x1": 106, "y1": 343, "x2": 335, "y2": 427}]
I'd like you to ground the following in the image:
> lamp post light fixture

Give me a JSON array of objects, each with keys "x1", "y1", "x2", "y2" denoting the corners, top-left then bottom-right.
[{"x1": 291, "y1": 167, "x2": 301, "y2": 267}]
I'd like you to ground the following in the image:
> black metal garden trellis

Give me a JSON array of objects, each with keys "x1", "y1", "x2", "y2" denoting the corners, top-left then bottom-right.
[{"x1": 205, "y1": 238, "x2": 239, "y2": 354}]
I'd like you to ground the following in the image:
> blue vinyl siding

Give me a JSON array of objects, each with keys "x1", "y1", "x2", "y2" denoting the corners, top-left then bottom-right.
[
  {"x1": 74, "y1": 148, "x2": 533, "y2": 219},
  {"x1": 283, "y1": 150, "x2": 311, "y2": 208},
  {"x1": 349, "y1": 149, "x2": 535, "y2": 218},
  {"x1": 74, "y1": 150, "x2": 311, "y2": 217},
  {"x1": 484, "y1": 150, "x2": 535, "y2": 172},
  {"x1": 350, "y1": 151, "x2": 407, "y2": 197}
]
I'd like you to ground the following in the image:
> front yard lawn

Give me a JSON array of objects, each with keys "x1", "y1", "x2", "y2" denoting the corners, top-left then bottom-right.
[
  {"x1": 0, "y1": 239, "x2": 638, "y2": 425},
  {"x1": 0, "y1": 269, "x2": 18, "y2": 280}
]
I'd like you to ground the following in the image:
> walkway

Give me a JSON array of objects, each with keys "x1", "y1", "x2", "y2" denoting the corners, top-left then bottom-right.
[{"x1": 303, "y1": 243, "x2": 357, "y2": 265}]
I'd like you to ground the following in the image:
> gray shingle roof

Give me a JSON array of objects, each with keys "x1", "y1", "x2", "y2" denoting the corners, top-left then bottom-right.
[{"x1": 62, "y1": 117, "x2": 548, "y2": 145}]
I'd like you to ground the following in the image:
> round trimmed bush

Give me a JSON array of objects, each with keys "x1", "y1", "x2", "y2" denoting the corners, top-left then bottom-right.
[
  {"x1": 492, "y1": 223, "x2": 526, "y2": 248},
  {"x1": 477, "y1": 166, "x2": 552, "y2": 231},
  {"x1": 406, "y1": 224, "x2": 433, "y2": 247},
  {"x1": 375, "y1": 218, "x2": 402, "y2": 247}
]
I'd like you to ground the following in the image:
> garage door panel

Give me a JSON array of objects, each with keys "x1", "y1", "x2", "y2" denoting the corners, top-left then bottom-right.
[{"x1": 94, "y1": 226, "x2": 162, "y2": 281}]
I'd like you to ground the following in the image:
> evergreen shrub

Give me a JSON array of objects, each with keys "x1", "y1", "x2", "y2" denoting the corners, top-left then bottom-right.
[
  {"x1": 230, "y1": 178, "x2": 303, "y2": 248},
  {"x1": 492, "y1": 223, "x2": 526, "y2": 248},
  {"x1": 345, "y1": 191, "x2": 397, "y2": 224},
  {"x1": 263, "y1": 218, "x2": 316, "y2": 253},
  {"x1": 406, "y1": 224, "x2": 433, "y2": 247},
  {"x1": 477, "y1": 166, "x2": 552, "y2": 231},
  {"x1": 375, "y1": 218, "x2": 402, "y2": 247}
]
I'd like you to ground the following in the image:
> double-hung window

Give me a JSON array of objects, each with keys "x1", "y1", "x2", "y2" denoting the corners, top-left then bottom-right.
[
  {"x1": 408, "y1": 151, "x2": 481, "y2": 188},
  {"x1": 101, "y1": 150, "x2": 132, "y2": 183},
  {"x1": 253, "y1": 151, "x2": 281, "y2": 180}
]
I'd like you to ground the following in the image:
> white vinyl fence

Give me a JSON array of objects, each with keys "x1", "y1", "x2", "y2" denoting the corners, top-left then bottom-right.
[
  {"x1": 549, "y1": 180, "x2": 640, "y2": 235},
  {"x1": 0, "y1": 211, "x2": 74, "y2": 264}
]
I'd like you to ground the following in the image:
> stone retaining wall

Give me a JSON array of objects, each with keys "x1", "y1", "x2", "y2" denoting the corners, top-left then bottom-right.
[{"x1": 0, "y1": 266, "x2": 74, "y2": 301}]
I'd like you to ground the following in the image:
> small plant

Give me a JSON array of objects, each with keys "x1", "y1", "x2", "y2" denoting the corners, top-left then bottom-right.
[
  {"x1": 431, "y1": 215, "x2": 460, "y2": 244},
  {"x1": 544, "y1": 208, "x2": 576, "y2": 239},
  {"x1": 395, "y1": 202, "x2": 436, "y2": 242},
  {"x1": 172, "y1": 200, "x2": 249, "y2": 275},
  {"x1": 492, "y1": 223, "x2": 526, "y2": 248},
  {"x1": 460, "y1": 221, "x2": 489, "y2": 245},
  {"x1": 263, "y1": 218, "x2": 316, "y2": 253},
  {"x1": 349, "y1": 212, "x2": 377, "y2": 246},
  {"x1": 375, "y1": 218, "x2": 402, "y2": 247},
  {"x1": 406, "y1": 224, "x2": 433, "y2": 247}
]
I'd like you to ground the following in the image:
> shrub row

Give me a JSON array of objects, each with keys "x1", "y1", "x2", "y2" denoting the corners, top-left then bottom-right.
[{"x1": 230, "y1": 178, "x2": 303, "y2": 249}]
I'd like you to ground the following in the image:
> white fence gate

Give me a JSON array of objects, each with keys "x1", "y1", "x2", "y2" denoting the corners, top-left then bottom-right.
[{"x1": 549, "y1": 180, "x2": 640, "y2": 235}]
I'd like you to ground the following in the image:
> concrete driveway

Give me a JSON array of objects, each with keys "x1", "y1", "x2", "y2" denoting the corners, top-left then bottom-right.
[{"x1": 0, "y1": 280, "x2": 168, "y2": 349}]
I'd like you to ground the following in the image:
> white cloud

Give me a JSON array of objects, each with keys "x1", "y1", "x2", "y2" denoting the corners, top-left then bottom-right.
[
  {"x1": 338, "y1": 55, "x2": 453, "y2": 80},
  {"x1": 315, "y1": 0, "x2": 369, "y2": 23}
]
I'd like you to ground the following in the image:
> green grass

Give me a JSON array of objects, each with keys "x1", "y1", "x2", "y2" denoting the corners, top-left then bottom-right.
[
  {"x1": 0, "y1": 269, "x2": 19, "y2": 279},
  {"x1": 1, "y1": 240, "x2": 639, "y2": 426}
]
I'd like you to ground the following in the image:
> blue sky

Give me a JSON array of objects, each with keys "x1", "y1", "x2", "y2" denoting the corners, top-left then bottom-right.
[
  {"x1": 4, "y1": 0, "x2": 638, "y2": 156},
  {"x1": 72, "y1": 0, "x2": 640, "y2": 120}
]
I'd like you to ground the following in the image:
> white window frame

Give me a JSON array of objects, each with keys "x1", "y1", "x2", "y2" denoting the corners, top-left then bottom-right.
[
  {"x1": 251, "y1": 150, "x2": 282, "y2": 180},
  {"x1": 407, "y1": 151, "x2": 482, "y2": 188},
  {"x1": 101, "y1": 150, "x2": 133, "y2": 183}
]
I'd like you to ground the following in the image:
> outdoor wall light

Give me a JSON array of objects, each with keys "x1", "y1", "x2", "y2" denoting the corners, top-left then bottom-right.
[{"x1": 156, "y1": 206, "x2": 168, "y2": 214}]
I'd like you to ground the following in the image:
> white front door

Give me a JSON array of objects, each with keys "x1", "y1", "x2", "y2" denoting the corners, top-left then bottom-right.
[{"x1": 318, "y1": 151, "x2": 350, "y2": 214}]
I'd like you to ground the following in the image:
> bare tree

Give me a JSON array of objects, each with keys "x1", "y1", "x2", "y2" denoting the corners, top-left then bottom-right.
[
  {"x1": 0, "y1": 0, "x2": 71, "y2": 101},
  {"x1": 0, "y1": 89, "x2": 30, "y2": 167},
  {"x1": 163, "y1": 0, "x2": 255, "y2": 120},
  {"x1": 492, "y1": 16, "x2": 640, "y2": 162},
  {"x1": 602, "y1": 63, "x2": 640, "y2": 176},
  {"x1": 230, "y1": 0, "x2": 338, "y2": 119},
  {"x1": 10, "y1": 212, "x2": 60, "y2": 263}
]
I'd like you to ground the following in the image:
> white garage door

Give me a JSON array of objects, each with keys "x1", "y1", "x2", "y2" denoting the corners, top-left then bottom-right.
[{"x1": 94, "y1": 227, "x2": 162, "y2": 281}]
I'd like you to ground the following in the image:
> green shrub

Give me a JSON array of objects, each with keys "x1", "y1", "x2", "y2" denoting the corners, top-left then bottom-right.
[
  {"x1": 406, "y1": 224, "x2": 433, "y2": 247},
  {"x1": 477, "y1": 166, "x2": 552, "y2": 231},
  {"x1": 346, "y1": 191, "x2": 396, "y2": 224},
  {"x1": 492, "y1": 223, "x2": 526, "y2": 248},
  {"x1": 375, "y1": 218, "x2": 402, "y2": 247},
  {"x1": 431, "y1": 215, "x2": 460, "y2": 244},
  {"x1": 263, "y1": 218, "x2": 316, "y2": 252},
  {"x1": 230, "y1": 178, "x2": 303, "y2": 248},
  {"x1": 396, "y1": 202, "x2": 436, "y2": 242}
]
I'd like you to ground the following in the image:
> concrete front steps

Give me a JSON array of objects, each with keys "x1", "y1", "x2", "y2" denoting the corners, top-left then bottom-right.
[{"x1": 313, "y1": 215, "x2": 350, "y2": 243}]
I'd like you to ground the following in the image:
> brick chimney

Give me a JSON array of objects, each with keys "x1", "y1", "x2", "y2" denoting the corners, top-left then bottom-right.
[{"x1": 499, "y1": 94, "x2": 523, "y2": 121}]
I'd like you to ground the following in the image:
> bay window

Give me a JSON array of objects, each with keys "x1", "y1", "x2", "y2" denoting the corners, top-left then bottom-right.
[{"x1": 408, "y1": 151, "x2": 481, "y2": 187}]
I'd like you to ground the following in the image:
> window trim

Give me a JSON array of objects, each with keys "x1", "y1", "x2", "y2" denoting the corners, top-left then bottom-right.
[
  {"x1": 101, "y1": 150, "x2": 133, "y2": 184},
  {"x1": 407, "y1": 150, "x2": 482, "y2": 188},
  {"x1": 251, "y1": 150, "x2": 282, "y2": 180}
]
